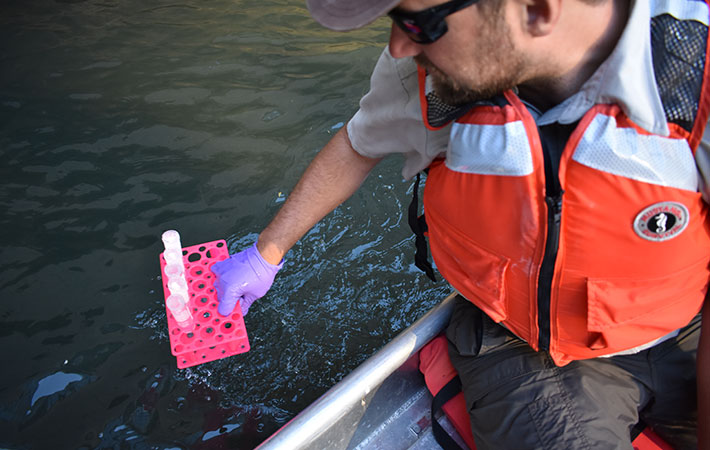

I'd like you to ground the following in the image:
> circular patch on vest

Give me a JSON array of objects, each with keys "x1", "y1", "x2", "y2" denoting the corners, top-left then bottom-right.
[{"x1": 633, "y1": 202, "x2": 689, "y2": 242}]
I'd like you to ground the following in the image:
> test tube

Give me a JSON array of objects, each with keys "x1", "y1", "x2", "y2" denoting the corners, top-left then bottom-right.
[
  {"x1": 163, "y1": 248, "x2": 183, "y2": 266},
  {"x1": 161, "y1": 229, "x2": 191, "y2": 324},
  {"x1": 167, "y1": 293, "x2": 194, "y2": 329},
  {"x1": 164, "y1": 262, "x2": 185, "y2": 278},
  {"x1": 168, "y1": 278, "x2": 189, "y2": 299},
  {"x1": 162, "y1": 230, "x2": 182, "y2": 250}
]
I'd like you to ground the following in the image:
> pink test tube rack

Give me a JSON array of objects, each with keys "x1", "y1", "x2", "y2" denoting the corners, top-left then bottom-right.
[{"x1": 159, "y1": 239, "x2": 250, "y2": 368}]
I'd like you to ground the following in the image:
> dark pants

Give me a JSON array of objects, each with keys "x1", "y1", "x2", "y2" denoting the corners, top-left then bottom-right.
[{"x1": 447, "y1": 295, "x2": 700, "y2": 450}]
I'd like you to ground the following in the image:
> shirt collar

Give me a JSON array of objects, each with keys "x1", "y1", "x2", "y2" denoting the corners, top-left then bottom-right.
[{"x1": 536, "y1": 0, "x2": 670, "y2": 136}]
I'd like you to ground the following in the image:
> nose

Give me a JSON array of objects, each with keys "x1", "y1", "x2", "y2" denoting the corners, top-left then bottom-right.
[{"x1": 388, "y1": 22, "x2": 423, "y2": 59}]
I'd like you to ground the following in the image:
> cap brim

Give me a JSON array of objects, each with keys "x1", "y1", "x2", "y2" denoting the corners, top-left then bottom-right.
[{"x1": 306, "y1": 0, "x2": 400, "y2": 31}]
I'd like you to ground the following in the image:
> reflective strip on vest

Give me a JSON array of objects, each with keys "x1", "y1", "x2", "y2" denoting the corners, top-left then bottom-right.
[
  {"x1": 447, "y1": 121, "x2": 533, "y2": 176},
  {"x1": 652, "y1": 0, "x2": 709, "y2": 24},
  {"x1": 573, "y1": 114, "x2": 699, "y2": 192}
]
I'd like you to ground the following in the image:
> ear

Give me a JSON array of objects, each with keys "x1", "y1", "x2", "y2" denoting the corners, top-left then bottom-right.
[{"x1": 522, "y1": 0, "x2": 561, "y2": 36}]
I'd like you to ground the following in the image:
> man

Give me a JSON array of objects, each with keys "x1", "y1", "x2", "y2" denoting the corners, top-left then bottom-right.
[{"x1": 210, "y1": 0, "x2": 710, "y2": 448}]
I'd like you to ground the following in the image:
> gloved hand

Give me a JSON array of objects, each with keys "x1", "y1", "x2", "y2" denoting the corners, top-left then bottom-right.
[{"x1": 210, "y1": 243, "x2": 283, "y2": 316}]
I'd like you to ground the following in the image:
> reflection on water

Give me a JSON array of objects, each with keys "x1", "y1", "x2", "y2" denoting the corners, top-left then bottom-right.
[
  {"x1": 31, "y1": 372, "x2": 84, "y2": 407},
  {"x1": 0, "y1": 0, "x2": 449, "y2": 448}
]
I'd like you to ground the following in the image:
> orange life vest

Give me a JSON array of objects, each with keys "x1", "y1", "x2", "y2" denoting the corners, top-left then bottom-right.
[{"x1": 420, "y1": 4, "x2": 710, "y2": 366}]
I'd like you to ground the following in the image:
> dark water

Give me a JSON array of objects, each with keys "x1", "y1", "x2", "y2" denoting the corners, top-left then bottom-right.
[{"x1": 0, "y1": 1, "x2": 449, "y2": 448}]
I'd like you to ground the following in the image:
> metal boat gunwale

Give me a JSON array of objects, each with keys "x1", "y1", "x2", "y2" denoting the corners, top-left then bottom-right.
[{"x1": 257, "y1": 292, "x2": 460, "y2": 449}]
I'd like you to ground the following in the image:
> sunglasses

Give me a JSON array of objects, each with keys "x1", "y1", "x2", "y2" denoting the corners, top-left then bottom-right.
[{"x1": 388, "y1": 0, "x2": 481, "y2": 44}]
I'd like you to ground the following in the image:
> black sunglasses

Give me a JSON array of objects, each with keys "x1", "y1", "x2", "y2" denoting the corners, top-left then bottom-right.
[{"x1": 388, "y1": 0, "x2": 481, "y2": 44}]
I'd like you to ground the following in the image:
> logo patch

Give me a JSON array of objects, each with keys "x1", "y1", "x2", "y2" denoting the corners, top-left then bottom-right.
[{"x1": 633, "y1": 202, "x2": 689, "y2": 242}]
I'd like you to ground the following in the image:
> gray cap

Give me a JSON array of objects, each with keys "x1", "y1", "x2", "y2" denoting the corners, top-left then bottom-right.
[{"x1": 306, "y1": 0, "x2": 400, "y2": 31}]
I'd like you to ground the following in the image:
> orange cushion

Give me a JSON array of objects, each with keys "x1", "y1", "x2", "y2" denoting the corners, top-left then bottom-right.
[{"x1": 419, "y1": 335, "x2": 477, "y2": 449}]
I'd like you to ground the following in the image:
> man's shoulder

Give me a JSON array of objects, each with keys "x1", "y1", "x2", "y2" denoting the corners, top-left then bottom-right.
[{"x1": 375, "y1": 47, "x2": 418, "y2": 83}]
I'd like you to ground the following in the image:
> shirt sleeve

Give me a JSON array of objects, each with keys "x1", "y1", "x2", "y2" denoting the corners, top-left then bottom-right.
[
  {"x1": 347, "y1": 46, "x2": 451, "y2": 179},
  {"x1": 696, "y1": 120, "x2": 710, "y2": 203}
]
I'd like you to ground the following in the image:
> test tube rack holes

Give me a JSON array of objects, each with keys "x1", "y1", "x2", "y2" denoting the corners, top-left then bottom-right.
[{"x1": 159, "y1": 239, "x2": 250, "y2": 369}]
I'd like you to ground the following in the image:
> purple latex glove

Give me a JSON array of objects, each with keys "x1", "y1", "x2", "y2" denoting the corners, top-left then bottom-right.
[{"x1": 210, "y1": 243, "x2": 283, "y2": 316}]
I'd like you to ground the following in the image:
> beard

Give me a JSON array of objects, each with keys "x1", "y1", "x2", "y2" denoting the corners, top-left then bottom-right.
[
  {"x1": 415, "y1": 55, "x2": 520, "y2": 105},
  {"x1": 413, "y1": 17, "x2": 526, "y2": 106}
]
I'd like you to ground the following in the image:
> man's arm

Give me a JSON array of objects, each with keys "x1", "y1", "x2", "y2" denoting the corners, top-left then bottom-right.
[
  {"x1": 212, "y1": 48, "x2": 430, "y2": 316},
  {"x1": 257, "y1": 126, "x2": 382, "y2": 265},
  {"x1": 211, "y1": 127, "x2": 381, "y2": 316},
  {"x1": 699, "y1": 296, "x2": 709, "y2": 449}
]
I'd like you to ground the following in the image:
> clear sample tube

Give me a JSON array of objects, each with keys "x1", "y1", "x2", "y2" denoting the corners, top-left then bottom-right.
[
  {"x1": 168, "y1": 278, "x2": 189, "y2": 299},
  {"x1": 162, "y1": 230, "x2": 182, "y2": 250},
  {"x1": 161, "y1": 229, "x2": 192, "y2": 328},
  {"x1": 163, "y1": 248, "x2": 183, "y2": 265},
  {"x1": 164, "y1": 263, "x2": 185, "y2": 278},
  {"x1": 167, "y1": 293, "x2": 193, "y2": 329}
]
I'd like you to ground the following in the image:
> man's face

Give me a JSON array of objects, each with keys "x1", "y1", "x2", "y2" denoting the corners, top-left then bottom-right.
[{"x1": 392, "y1": 0, "x2": 529, "y2": 105}]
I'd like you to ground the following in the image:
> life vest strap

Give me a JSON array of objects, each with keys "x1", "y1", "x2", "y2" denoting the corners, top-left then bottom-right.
[
  {"x1": 431, "y1": 375, "x2": 466, "y2": 450},
  {"x1": 408, "y1": 172, "x2": 437, "y2": 282}
]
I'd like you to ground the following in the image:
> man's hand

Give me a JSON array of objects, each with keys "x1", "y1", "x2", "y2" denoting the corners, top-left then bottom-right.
[{"x1": 210, "y1": 243, "x2": 283, "y2": 316}]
